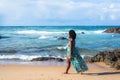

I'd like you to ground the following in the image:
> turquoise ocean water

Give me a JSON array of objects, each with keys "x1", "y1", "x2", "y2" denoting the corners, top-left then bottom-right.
[{"x1": 0, "y1": 26, "x2": 120, "y2": 65}]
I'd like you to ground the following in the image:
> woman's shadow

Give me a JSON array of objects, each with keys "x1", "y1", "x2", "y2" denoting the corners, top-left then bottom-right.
[{"x1": 83, "y1": 72, "x2": 120, "y2": 76}]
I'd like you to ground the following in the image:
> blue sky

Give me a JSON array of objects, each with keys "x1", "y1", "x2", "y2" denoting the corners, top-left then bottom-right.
[{"x1": 0, "y1": 0, "x2": 120, "y2": 26}]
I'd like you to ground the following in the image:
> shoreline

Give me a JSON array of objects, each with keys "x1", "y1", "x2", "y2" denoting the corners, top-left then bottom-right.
[
  {"x1": 0, "y1": 62, "x2": 120, "y2": 80},
  {"x1": 0, "y1": 60, "x2": 66, "y2": 66}
]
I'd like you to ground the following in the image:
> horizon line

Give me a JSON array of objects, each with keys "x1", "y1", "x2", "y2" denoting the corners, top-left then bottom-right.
[{"x1": 0, "y1": 25, "x2": 120, "y2": 27}]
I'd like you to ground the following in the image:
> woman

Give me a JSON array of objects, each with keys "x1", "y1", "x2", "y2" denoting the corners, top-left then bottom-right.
[{"x1": 64, "y1": 30, "x2": 88, "y2": 74}]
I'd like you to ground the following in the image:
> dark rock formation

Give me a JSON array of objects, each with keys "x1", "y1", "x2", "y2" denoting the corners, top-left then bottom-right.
[
  {"x1": 84, "y1": 49, "x2": 120, "y2": 70},
  {"x1": 31, "y1": 57, "x2": 64, "y2": 62},
  {"x1": 104, "y1": 28, "x2": 120, "y2": 33},
  {"x1": 0, "y1": 35, "x2": 10, "y2": 39},
  {"x1": 57, "y1": 37, "x2": 68, "y2": 40},
  {"x1": 81, "y1": 32, "x2": 85, "y2": 34},
  {"x1": 84, "y1": 56, "x2": 94, "y2": 63}
]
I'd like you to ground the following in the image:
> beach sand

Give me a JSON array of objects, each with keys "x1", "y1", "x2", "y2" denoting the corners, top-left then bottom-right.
[{"x1": 0, "y1": 62, "x2": 120, "y2": 80}]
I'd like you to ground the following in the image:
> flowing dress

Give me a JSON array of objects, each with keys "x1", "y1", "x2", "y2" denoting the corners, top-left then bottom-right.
[{"x1": 66, "y1": 45, "x2": 88, "y2": 73}]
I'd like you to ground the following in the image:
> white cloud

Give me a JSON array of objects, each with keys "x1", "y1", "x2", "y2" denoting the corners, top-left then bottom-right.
[
  {"x1": 0, "y1": 0, "x2": 120, "y2": 25},
  {"x1": 110, "y1": 14, "x2": 116, "y2": 20}
]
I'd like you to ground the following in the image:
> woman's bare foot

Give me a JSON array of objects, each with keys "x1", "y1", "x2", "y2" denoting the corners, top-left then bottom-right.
[
  {"x1": 64, "y1": 72, "x2": 68, "y2": 74},
  {"x1": 80, "y1": 72, "x2": 83, "y2": 75}
]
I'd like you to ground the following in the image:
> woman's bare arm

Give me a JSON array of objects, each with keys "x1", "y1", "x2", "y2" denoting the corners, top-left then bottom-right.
[{"x1": 69, "y1": 40, "x2": 74, "y2": 60}]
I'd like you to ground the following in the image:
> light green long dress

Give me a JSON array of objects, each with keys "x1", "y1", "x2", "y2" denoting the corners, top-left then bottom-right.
[{"x1": 67, "y1": 45, "x2": 88, "y2": 73}]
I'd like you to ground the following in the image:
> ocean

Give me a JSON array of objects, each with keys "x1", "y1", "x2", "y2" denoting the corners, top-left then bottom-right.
[{"x1": 0, "y1": 26, "x2": 120, "y2": 65}]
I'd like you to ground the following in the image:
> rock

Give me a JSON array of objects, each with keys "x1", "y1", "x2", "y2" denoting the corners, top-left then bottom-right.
[
  {"x1": 84, "y1": 56, "x2": 94, "y2": 63},
  {"x1": 84, "y1": 52, "x2": 105, "y2": 63},
  {"x1": 104, "y1": 58, "x2": 114, "y2": 65},
  {"x1": 55, "y1": 58, "x2": 64, "y2": 62},
  {"x1": 103, "y1": 28, "x2": 120, "y2": 33},
  {"x1": 114, "y1": 60, "x2": 120, "y2": 70},
  {"x1": 31, "y1": 57, "x2": 64, "y2": 62},
  {"x1": 105, "y1": 51, "x2": 117, "y2": 61},
  {"x1": 84, "y1": 49, "x2": 120, "y2": 70},
  {"x1": 110, "y1": 60, "x2": 120, "y2": 70},
  {"x1": 81, "y1": 32, "x2": 85, "y2": 34},
  {"x1": 0, "y1": 35, "x2": 10, "y2": 39},
  {"x1": 113, "y1": 49, "x2": 120, "y2": 58},
  {"x1": 93, "y1": 52, "x2": 105, "y2": 62},
  {"x1": 57, "y1": 37, "x2": 68, "y2": 40}
]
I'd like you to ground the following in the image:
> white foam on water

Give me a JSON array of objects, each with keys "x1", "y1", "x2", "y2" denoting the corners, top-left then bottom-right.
[
  {"x1": 16, "y1": 30, "x2": 67, "y2": 35},
  {"x1": 39, "y1": 35, "x2": 50, "y2": 39},
  {"x1": 57, "y1": 46, "x2": 67, "y2": 50},
  {"x1": 93, "y1": 30, "x2": 104, "y2": 34},
  {"x1": 16, "y1": 29, "x2": 105, "y2": 36},
  {"x1": 0, "y1": 55, "x2": 41, "y2": 60},
  {"x1": 76, "y1": 30, "x2": 104, "y2": 34},
  {"x1": 0, "y1": 54, "x2": 65, "y2": 61}
]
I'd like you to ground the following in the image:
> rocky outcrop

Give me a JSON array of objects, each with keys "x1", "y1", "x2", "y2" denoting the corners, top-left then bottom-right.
[
  {"x1": 81, "y1": 32, "x2": 85, "y2": 34},
  {"x1": 31, "y1": 57, "x2": 64, "y2": 62},
  {"x1": 104, "y1": 28, "x2": 120, "y2": 33},
  {"x1": 84, "y1": 49, "x2": 120, "y2": 70},
  {"x1": 0, "y1": 35, "x2": 10, "y2": 39},
  {"x1": 57, "y1": 37, "x2": 68, "y2": 40}
]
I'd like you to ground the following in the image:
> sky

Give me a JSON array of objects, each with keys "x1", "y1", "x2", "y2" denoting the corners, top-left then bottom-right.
[{"x1": 0, "y1": 0, "x2": 120, "y2": 26}]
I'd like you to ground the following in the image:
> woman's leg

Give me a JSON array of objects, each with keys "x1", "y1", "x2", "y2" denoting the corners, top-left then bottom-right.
[{"x1": 65, "y1": 57, "x2": 71, "y2": 74}]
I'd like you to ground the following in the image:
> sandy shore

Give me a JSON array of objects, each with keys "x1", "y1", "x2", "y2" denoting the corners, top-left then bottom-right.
[{"x1": 0, "y1": 62, "x2": 120, "y2": 80}]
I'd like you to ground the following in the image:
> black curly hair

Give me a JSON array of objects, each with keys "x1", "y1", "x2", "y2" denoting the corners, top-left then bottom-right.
[{"x1": 69, "y1": 30, "x2": 76, "y2": 40}]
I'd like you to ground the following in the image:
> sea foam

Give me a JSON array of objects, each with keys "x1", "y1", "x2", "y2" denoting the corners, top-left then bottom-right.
[{"x1": 16, "y1": 30, "x2": 66, "y2": 35}]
